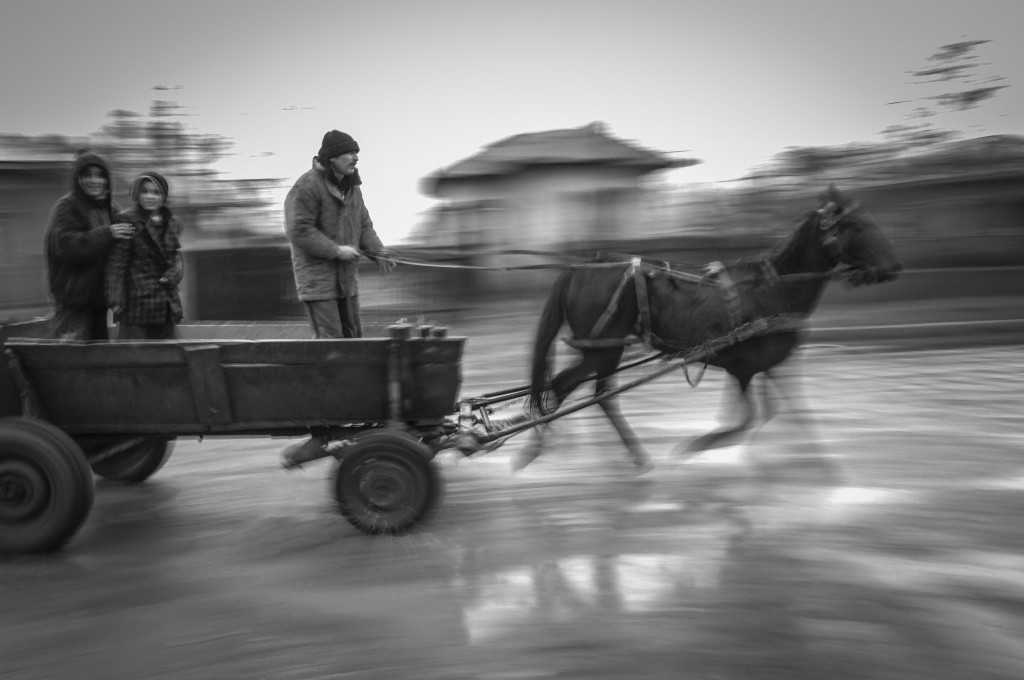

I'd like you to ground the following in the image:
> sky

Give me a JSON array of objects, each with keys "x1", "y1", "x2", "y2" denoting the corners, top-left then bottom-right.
[{"x1": 2, "y1": 0, "x2": 1022, "y2": 242}]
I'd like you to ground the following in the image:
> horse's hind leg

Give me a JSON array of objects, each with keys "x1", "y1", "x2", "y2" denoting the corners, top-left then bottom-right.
[
  {"x1": 511, "y1": 425, "x2": 549, "y2": 471},
  {"x1": 595, "y1": 376, "x2": 653, "y2": 473},
  {"x1": 683, "y1": 374, "x2": 757, "y2": 454},
  {"x1": 511, "y1": 360, "x2": 596, "y2": 471}
]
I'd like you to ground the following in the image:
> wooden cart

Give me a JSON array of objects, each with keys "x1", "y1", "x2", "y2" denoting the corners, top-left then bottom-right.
[
  {"x1": 0, "y1": 322, "x2": 463, "y2": 553},
  {"x1": 1, "y1": 311, "x2": 786, "y2": 555}
]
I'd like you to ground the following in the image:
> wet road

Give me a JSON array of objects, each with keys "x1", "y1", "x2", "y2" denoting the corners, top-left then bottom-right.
[{"x1": 2, "y1": 338, "x2": 1023, "y2": 679}]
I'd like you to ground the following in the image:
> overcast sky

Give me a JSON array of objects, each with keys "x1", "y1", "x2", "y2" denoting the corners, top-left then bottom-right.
[{"x1": 2, "y1": 0, "x2": 1022, "y2": 242}]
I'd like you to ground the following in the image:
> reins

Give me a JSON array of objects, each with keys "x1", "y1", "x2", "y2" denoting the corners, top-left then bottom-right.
[
  {"x1": 377, "y1": 248, "x2": 850, "y2": 286},
  {"x1": 375, "y1": 245, "x2": 842, "y2": 388},
  {"x1": 369, "y1": 248, "x2": 616, "y2": 272}
]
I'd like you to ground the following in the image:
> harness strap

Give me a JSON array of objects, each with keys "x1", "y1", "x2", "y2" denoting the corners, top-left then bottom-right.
[
  {"x1": 681, "y1": 359, "x2": 708, "y2": 387},
  {"x1": 566, "y1": 257, "x2": 802, "y2": 354},
  {"x1": 587, "y1": 265, "x2": 631, "y2": 339},
  {"x1": 631, "y1": 257, "x2": 652, "y2": 345},
  {"x1": 564, "y1": 335, "x2": 642, "y2": 349},
  {"x1": 706, "y1": 261, "x2": 742, "y2": 329},
  {"x1": 588, "y1": 258, "x2": 649, "y2": 340},
  {"x1": 567, "y1": 258, "x2": 653, "y2": 350}
]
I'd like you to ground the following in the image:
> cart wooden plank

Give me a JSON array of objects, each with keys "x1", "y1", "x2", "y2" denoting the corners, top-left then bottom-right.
[{"x1": 1, "y1": 337, "x2": 464, "y2": 436}]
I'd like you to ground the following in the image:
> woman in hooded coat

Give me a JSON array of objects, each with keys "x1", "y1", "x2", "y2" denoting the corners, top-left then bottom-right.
[
  {"x1": 105, "y1": 172, "x2": 184, "y2": 340},
  {"x1": 44, "y1": 149, "x2": 133, "y2": 340}
]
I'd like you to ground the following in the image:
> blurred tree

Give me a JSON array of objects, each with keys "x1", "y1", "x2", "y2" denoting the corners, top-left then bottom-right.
[
  {"x1": 98, "y1": 100, "x2": 231, "y2": 181},
  {"x1": 92, "y1": 98, "x2": 285, "y2": 243},
  {"x1": 751, "y1": 38, "x2": 1012, "y2": 184},
  {"x1": 882, "y1": 39, "x2": 1009, "y2": 150},
  {"x1": 0, "y1": 95, "x2": 285, "y2": 244}
]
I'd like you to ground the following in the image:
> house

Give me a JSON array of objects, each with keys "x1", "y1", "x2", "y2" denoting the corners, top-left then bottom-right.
[{"x1": 414, "y1": 122, "x2": 698, "y2": 295}]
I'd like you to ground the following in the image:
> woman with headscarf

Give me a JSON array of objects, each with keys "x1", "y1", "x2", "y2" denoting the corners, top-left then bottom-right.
[
  {"x1": 44, "y1": 149, "x2": 134, "y2": 340},
  {"x1": 105, "y1": 172, "x2": 184, "y2": 340}
]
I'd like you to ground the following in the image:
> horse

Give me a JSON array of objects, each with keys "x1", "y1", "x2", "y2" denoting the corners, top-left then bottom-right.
[{"x1": 517, "y1": 184, "x2": 903, "y2": 471}]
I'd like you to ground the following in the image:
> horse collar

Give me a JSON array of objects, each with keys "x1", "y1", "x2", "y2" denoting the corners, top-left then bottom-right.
[{"x1": 705, "y1": 261, "x2": 743, "y2": 330}]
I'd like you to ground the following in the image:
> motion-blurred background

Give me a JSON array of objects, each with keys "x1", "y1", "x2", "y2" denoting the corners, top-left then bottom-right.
[{"x1": 2, "y1": 2, "x2": 1022, "y2": 334}]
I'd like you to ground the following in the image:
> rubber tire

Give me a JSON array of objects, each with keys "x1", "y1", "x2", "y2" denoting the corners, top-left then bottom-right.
[
  {"x1": 334, "y1": 430, "x2": 441, "y2": 535},
  {"x1": 0, "y1": 417, "x2": 95, "y2": 554},
  {"x1": 89, "y1": 437, "x2": 175, "y2": 483}
]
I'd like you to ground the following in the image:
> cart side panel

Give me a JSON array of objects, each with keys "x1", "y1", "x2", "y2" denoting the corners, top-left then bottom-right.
[
  {"x1": 10, "y1": 343, "x2": 201, "y2": 431},
  {"x1": 1, "y1": 348, "x2": 25, "y2": 417},
  {"x1": 219, "y1": 340, "x2": 390, "y2": 424},
  {"x1": 218, "y1": 338, "x2": 465, "y2": 424},
  {"x1": 5, "y1": 336, "x2": 466, "y2": 435}
]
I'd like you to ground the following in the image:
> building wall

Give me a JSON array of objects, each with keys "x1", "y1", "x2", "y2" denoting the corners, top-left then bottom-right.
[
  {"x1": 0, "y1": 164, "x2": 67, "y2": 318},
  {"x1": 6, "y1": 161, "x2": 1022, "y2": 324},
  {"x1": 428, "y1": 165, "x2": 649, "y2": 295},
  {"x1": 433, "y1": 167, "x2": 647, "y2": 243}
]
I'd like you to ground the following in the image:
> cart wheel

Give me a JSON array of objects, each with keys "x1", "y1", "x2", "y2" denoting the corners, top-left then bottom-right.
[
  {"x1": 0, "y1": 417, "x2": 94, "y2": 554},
  {"x1": 334, "y1": 431, "x2": 441, "y2": 535},
  {"x1": 89, "y1": 437, "x2": 175, "y2": 483}
]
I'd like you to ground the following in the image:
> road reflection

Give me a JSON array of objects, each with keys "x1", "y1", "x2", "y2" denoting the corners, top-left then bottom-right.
[
  {"x1": 3, "y1": 346, "x2": 1024, "y2": 679},
  {"x1": 460, "y1": 546, "x2": 729, "y2": 644}
]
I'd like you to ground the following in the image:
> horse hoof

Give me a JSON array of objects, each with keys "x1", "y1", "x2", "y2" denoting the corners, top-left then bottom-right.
[
  {"x1": 684, "y1": 437, "x2": 710, "y2": 453},
  {"x1": 511, "y1": 446, "x2": 541, "y2": 471},
  {"x1": 687, "y1": 431, "x2": 742, "y2": 452},
  {"x1": 634, "y1": 460, "x2": 654, "y2": 475}
]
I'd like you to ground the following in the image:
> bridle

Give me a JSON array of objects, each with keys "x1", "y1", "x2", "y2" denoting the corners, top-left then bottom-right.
[{"x1": 816, "y1": 200, "x2": 860, "y2": 259}]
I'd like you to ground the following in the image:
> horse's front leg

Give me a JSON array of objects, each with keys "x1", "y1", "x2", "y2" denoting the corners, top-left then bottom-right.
[{"x1": 755, "y1": 362, "x2": 840, "y2": 481}]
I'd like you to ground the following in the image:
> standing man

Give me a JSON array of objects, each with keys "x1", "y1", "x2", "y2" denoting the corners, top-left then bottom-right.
[
  {"x1": 284, "y1": 129, "x2": 394, "y2": 338},
  {"x1": 44, "y1": 148, "x2": 134, "y2": 340}
]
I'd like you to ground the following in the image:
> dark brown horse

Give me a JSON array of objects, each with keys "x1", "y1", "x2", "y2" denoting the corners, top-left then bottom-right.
[{"x1": 518, "y1": 185, "x2": 902, "y2": 471}]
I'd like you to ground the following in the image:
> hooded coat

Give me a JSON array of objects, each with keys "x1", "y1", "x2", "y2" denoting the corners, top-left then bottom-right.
[
  {"x1": 44, "y1": 150, "x2": 120, "y2": 309},
  {"x1": 105, "y1": 173, "x2": 184, "y2": 325},
  {"x1": 283, "y1": 159, "x2": 385, "y2": 301}
]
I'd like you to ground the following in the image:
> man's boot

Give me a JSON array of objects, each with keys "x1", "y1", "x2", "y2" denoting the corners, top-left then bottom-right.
[{"x1": 281, "y1": 437, "x2": 328, "y2": 469}]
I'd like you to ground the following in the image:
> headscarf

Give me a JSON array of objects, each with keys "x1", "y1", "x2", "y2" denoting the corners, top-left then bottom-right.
[{"x1": 70, "y1": 148, "x2": 113, "y2": 207}]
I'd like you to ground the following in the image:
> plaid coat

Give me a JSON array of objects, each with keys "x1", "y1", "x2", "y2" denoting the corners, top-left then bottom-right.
[{"x1": 106, "y1": 208, "x2": 184, "y2": 325}]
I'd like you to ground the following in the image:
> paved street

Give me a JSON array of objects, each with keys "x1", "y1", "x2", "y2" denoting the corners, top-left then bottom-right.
[{"x1": 2, "y1": 329, "x2": 1023, "y2": 679}]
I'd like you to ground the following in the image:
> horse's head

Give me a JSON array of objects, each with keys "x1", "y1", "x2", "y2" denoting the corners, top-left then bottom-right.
[{"x1": 816, "y1": 184, "x2": 902, "y2": 286}]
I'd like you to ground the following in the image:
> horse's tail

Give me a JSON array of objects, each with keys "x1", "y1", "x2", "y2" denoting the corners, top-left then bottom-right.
[{"x1": 530, "y1": 269, "x2": 572, "y2": 416}]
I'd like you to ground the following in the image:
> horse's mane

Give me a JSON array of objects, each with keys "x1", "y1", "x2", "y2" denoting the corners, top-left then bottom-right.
[
  {"x1": 756, "y1": 211, "x2": 817, "y2": 267},
  {"x1": 587, "y1": 209, "x2": 818, "y2": 276}
]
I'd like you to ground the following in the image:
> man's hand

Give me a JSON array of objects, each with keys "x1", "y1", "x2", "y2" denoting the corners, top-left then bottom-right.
[
  {"x1": 110, "y1": 223, "x2": 134, "y2": 240},
  {"x1": 334, "y1": 245, "x2": 360, "y2": 262},
  {"x1": 376, "y1": 253, "x2": 396, "y2": 274}
]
